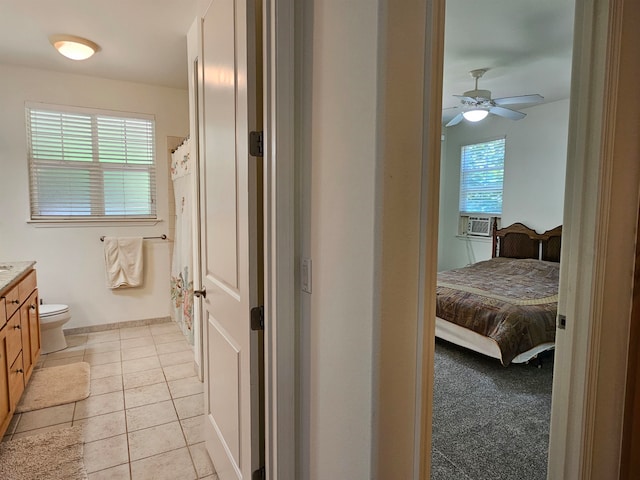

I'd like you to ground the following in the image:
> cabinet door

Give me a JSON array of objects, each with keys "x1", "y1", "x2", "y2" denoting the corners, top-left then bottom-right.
[
  {"x1": 0, "y1": 297, "x2": 6, "y2": 329},
  {"x1": 19, "y1": 291, "x2": 40, "y2": 383},
  {"x1": 6, "y1": 312, "x2": 21, "y2": 368},
  {"x1": 27, "y1": 291, "x2": 40, "y2": 376},
  {"x1": 20, "y1": 302, "x2": 31, "y2": 380},
  {"x1": 9, "y1": 352, "x2": 24, "y2": 411},
  {"x1": 0, "y1": 327, "x2": 11, "y2": 437}
]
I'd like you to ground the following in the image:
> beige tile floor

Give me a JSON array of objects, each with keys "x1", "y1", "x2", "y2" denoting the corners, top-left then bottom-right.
[{"x1": 2, "y1": 322, "x2": 217, "y2": 480}]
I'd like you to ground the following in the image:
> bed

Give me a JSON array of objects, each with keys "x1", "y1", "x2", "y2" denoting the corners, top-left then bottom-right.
[{"x1": 435, "y1": 221, "x2": 562, "y2": 365}]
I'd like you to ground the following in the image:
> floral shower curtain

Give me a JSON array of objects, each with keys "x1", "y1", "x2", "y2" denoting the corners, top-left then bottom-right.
[{"x1": 170, "y1": 138, "x2": 194, "y2": 345}]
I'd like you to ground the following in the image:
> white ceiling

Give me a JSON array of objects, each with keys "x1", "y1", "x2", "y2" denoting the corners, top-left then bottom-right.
[
  {"x1": 443, "y1": 0, "x2": 575, "y2": 123},
  {"x1": 0, "y1": 0, "x2": 575, "y2": 120},
  {"x1": 0, "y1": 0, "x2": 199, "y2": 89}
]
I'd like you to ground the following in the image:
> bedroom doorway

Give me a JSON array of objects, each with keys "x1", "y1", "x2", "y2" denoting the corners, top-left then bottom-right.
[
  {"x1": 424, "y1": 0, "x2": 640, "y2": 477},
  {"x1": 433, "y1": 0, "x2": 574, "y2": 478}
]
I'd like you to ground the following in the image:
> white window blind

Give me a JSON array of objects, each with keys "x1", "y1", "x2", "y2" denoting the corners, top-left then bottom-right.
[
  {"x1": 459, "y1": 137, "x2": 505, "y2": 215},
  {"x1": 26, "y1": 104, "x2": 156, "y2": 220}
]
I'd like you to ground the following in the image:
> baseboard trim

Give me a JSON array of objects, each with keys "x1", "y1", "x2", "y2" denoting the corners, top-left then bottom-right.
[{"x1": 63, "y1": 316, "x2": 172, "y2": 335}]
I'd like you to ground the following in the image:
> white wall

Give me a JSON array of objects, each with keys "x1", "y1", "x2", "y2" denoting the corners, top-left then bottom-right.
[
  {"x1": 438, "y1": 99, "x2": 569, "y2": 271},
  {"x1": 300, "y1": 0, "x2": 379, "y2": 478},
  {"x1": 0, "y1": 64, "x2": 189, "y2": 329}
]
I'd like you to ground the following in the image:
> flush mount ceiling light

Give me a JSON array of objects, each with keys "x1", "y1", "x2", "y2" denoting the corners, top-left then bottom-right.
[
  {"x1": 49, "y1": 34, "x2": 100, "y2": 61},
  {"x1": 462, "y1": 109, "x2": 489, "y2": 122}
]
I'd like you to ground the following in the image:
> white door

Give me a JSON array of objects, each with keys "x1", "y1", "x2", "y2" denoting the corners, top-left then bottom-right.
[{"x1": 199, "y1": 1, "x2": 263, "y2": 479}]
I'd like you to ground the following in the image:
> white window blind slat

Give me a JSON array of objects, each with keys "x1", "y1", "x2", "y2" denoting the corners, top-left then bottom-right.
[
  {"x1": 459, "y1": 138, "x2": 505, "y2": 215},
  {"x1": 27, "y1": 105, "x2": 156, "y2": 220}
]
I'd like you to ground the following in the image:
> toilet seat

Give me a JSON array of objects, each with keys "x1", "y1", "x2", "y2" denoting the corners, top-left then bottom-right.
[{"x1": 39, "y1": 304, "x2": 69, "y2": 318}]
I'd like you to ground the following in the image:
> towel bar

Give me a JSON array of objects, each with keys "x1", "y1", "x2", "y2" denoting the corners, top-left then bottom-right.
[{"x1": 100, "y1": 234, "x2": 167, "y2": 242}]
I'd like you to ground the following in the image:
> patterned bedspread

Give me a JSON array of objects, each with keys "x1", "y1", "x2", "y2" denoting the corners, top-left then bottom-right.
[{"x1": 436, "y1": 257, "x2": 559, "y2": 365}]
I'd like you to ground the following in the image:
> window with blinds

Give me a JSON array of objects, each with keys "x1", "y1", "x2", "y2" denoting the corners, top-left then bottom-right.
[
  {"x1": 459, "y1": 137, "x2": 505, "y2": 215},
  {"x1": 26, "y1": 104, "x2": 156, "y2": 220}
]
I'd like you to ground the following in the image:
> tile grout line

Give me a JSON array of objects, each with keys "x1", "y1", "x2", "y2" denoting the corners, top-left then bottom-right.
[
  {"x1": 121, "y1": 339, "x2": 133, "y2": 480},
  {"x1": 4, "y1": 323, "x2": 207, "y2": 479}
]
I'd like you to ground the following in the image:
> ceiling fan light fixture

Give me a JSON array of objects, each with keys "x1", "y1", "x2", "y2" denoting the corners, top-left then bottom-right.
[
  {"x1": 462, "y1": 109, "x2": 489, "y2": 122},
  {"x1": 50, "y1": 35, "x2": 99, "y2": 61}
]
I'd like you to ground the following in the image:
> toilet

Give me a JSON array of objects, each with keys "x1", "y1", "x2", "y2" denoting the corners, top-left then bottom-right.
[{"x1": 39, "y1": 304, "x2": 71, "y2": 354}]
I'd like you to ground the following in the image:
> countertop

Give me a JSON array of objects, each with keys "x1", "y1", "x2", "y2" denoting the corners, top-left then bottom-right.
[{"x1": 0, "y1": 261, "x2": 36, "y2": 296}]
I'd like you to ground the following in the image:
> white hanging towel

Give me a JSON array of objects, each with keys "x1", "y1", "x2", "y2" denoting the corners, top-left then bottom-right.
[{"x1": 103, "y1": 237, "x2": 144, "y2": 288}]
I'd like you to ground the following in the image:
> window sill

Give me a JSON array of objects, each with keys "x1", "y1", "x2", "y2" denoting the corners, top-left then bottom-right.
[
  {"x1": 28, "y1": 218, "x2": 163, "y2": 228},
  {"x1": 455, "y1": 234, "x2": 492, "y2": 242}
]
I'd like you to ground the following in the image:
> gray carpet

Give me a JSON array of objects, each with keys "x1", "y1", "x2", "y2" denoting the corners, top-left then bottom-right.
[{"x1": 431, "y1": 339, "x2": 553, "y2": 480}]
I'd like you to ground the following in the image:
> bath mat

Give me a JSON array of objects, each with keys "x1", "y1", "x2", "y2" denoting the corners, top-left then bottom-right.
[
  {"x1": 0, "y1": 425, "x2": 87, "y2": 479},
  {"x1": 16, "y1": 362, "x2": 91, "y2": 413}
]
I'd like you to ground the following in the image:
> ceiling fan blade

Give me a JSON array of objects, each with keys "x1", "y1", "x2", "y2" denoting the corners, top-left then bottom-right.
[
  {"x1": 493, "y1": 94, "x2": 544, "y2": 106},
  {"x1": 446, "y1": 113, "x2": 464, "y2": 127},
  {"x1": 453, "y1": 94, "x2": 477, "y2": 103},
  {"x1": 489, "y1": 106, "x2": 526, "y2": 120}
]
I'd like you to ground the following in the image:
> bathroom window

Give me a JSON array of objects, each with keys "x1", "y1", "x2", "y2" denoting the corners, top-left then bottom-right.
[{"x1": 26, "y1": 103, "x2": 156, "y2": 221}]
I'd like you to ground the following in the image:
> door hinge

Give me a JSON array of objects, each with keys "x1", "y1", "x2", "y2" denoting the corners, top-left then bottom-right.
[
  {"x1": 557, "y1": 314, "x2": 566, "y2": 330},
  {"x1": 251, "y1": 305, "x2": 264, "y2": 331},
  {"x1": 252, "y1": 466, "x2": 266, "y2": 480},
  {"x1": 249, "y1": 131, "x2": 264, "y2": 157}
]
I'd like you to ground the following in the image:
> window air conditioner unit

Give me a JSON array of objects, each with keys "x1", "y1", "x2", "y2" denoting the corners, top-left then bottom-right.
[{"x1": 467, "y1": 215, "x2": 492, "y2": 236}]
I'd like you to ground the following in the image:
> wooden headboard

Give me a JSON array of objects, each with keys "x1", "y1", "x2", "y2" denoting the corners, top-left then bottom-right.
[
  {"x1": 491, "y1": 219, "x2": 562, "y2": 262},
  {"x1": 541, "y1": 225, "x2": 562, "y2": 262}
]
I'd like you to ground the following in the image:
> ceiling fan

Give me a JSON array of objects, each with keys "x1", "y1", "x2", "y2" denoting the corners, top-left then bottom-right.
[{"x1": 445, "y1": 69, "x2": 544, "y2": 127}]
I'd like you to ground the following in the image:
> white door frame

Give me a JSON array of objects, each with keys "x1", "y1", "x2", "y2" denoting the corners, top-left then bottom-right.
[
  {"x1": 415, "y1": 0, "x2": 638, "y2": 478},
  {"x1": 262, "y1": 1, "x2": 296, "y2": 479},
  {"x1": 262, "y1": 0, "x2": 639, "y2": 478},
  {"x1": 187, "y1": 16, "x2": 205, "y2": 381},
  {"x1": 191, "y1": 54, "x2": 205, "y2": 381},
  {"x1": 546, "y1": 0, "x2": 640, "y2": 477}
]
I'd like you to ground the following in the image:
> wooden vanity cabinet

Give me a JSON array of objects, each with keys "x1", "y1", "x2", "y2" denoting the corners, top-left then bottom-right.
[{"x1": 0, "y1": 268, "x2": 41, "y2": 437}]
